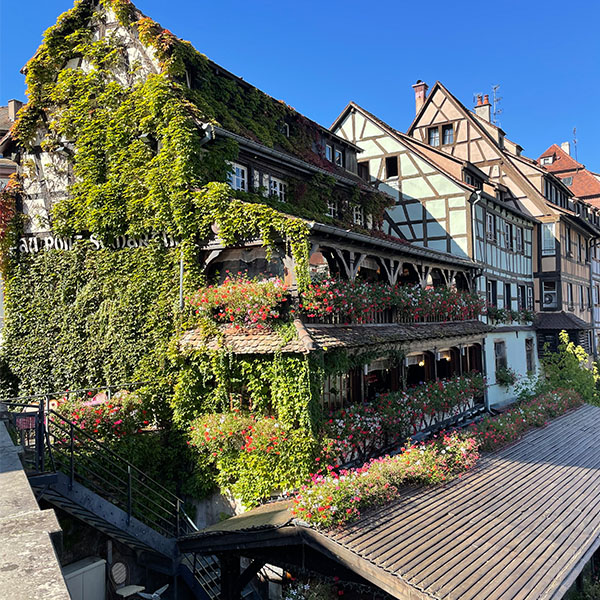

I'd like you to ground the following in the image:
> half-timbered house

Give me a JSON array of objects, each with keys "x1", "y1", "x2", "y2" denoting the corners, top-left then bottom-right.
[
  {"x1": 331, "y1": 101, "x2": 538, "y2": 406},
  {"x1": 538, "y1": 142, "x2": 600, "y2": 355},
  {"x1": 405, "y1": 81, "x2": 600, "y2": 355}
]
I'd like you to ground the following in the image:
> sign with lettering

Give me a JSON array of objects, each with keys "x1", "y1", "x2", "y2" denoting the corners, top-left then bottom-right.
[{"x1": 17, "y1": 232, "x2": 179, "y2": 254}]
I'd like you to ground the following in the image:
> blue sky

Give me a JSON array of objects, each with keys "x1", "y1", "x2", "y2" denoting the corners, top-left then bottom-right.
[{"x1": 2, "y1": 0, "x2": 599, "y2": 167}]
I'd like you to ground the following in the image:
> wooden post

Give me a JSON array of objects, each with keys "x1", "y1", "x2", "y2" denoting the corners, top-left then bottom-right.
[{"x1": 219, "y1": 554, "x2": 240, "y2": 600}]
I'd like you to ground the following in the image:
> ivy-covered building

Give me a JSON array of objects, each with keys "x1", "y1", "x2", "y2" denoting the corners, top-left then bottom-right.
[{"x1": 0, "y1": 0, "x2": 499, "y2": 540}]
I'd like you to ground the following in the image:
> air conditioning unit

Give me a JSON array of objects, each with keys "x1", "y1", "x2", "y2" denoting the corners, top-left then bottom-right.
[{"x1": 542, "y1": 291, "x2": 557, "y2": 307}]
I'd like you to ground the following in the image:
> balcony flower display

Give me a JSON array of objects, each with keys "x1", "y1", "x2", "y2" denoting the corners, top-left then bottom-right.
[
  {"x1": 300, "y1": 279, "x2": 485, "y2": 323},
  {"x1": 322, "y1": 373, "x2": 485, "y2": 464},
  {"x1": 189, "y1": 272, "x2": 289, "y2": 328}
]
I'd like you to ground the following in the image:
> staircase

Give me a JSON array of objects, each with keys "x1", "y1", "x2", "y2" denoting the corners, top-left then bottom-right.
[{"x1": 3, "y1": 399, "x2": 222, "y2": 599}]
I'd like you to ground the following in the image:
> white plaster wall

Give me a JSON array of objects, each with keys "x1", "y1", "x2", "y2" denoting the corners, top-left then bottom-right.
[{"x1": 484, "y1": 330, "x2": 540, "y2": 408}]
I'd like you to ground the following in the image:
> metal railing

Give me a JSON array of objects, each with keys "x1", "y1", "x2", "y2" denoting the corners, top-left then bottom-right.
[{"x1": 4, "y1": 398, "x2": 197, "y2": 539}]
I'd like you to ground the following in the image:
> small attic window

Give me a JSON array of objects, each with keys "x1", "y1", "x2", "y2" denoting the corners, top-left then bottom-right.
[
  {"x1": 279, "y1": 122, "x2": 290, "y2": 138},
  {"x1": 385, "y1": 156, "x2": 399, "y2": 178},
  {"x1": 541, "y1": 156, "x2": 553, "y2": 165},
  {"x1": 562, "y1": 176, "x2": 573, "y2": 187}
]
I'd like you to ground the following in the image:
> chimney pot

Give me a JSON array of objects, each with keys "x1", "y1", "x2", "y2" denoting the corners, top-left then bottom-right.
[
  {"x1": 474, "y1": 94, "x2": 491, "y2": 123},
  {"x1": 561, "y1": 141, "x2": 571, "y2": 156},
  {"x1": 7, "y1": 99, "x2": 23, "y2": 122},
  {"x1": 412, "y1": 80, "x2": 429, "y2": 115}
]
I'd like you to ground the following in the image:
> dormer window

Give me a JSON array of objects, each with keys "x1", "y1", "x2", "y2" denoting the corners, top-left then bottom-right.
[
  {"x1": 334, "y1": 148, "x2": 344, "y2": 167},
  {"x1": 562, "y1": 176, "x2": 573, "y2": 187},
  {"x1": 353, "y1": 205, "x2": 364, "y2": 226},
  {"x1": 269, "y1": 176, "x2": 287, "y2": 201},
  {"x1": 465, "y1": 172, "x2": 482, "y2": 190},
  {"x1": 541, "y1": 156, "x2": 553, "y2": 165},
  {"x1": 227, "y1": 163, "x2": 248, "y2": 191},
  {"x1": 327, "y1": 198, "x2": 338, "y2": 219},
  {"x1": 325, "y1": 145, "x2": 333, "y2": 161}
]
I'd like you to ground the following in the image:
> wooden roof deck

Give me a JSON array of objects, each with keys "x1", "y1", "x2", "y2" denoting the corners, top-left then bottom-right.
[{"x1": 180, "y1": 404, "x2": 600, "y2": 600}]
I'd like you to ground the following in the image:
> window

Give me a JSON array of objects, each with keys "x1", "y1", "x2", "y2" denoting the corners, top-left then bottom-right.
[
  {"x1": 504, "y1": 221, "x2": 513, "y2": 250},
  {"x1": 567, "y1": 283, "x2": 573, "y2": 309},
  {"x1": 442, "y1": 124, "x2": 454, "y2": 145},
  {"x1": 227, "y1": 163, "x2": 248, "y2": 191},
  {"x1": 353, "y1": 205, "x2": 364, "y2": 226},
  {"x1": 541, "y1": 156, "x2": 553, "y2": 165},
  {"x1": 504, "y1": 283, "x2": 512, "y2": 309},
  {"x1": 334, "y1": 149, "x2": 344, "y2": 167},
  {"x1": 515, "y1": 227, "x2": 524, "y2": 253},
  {"x1": 525, "y1": 338, "x2": 534, "y2": 373},
  {"x1": 494, "y1": 341, "x2": 507, "y2": 371},
  {"x1": 518, "y1": 285, "x2": 526, "y2": 310},
  {"x1": 486, "y1": 279, "x2": 497, "y2": 307},
  {"x1": 541, "y1": 223, "x2": 555, "y2": 256},
  {"x1": 269, "y1": 177, "x2": 287, "y2": 201},
  {"x1": 327, "y1": 198, "x2": 338, "y2": 219},
  {"x1": 542, "y1": 281, "x2": 557, "y2": 309},
  {"x1": 580, "y1": 286, "x2": 585, "y2": 310},
  {"x1": 562, "y1": 176, "x2": 573, "y2": 187},
  {"x1": 325, "y1": 145, "x2": 333, "y2": 162},
  {"x1": 428, "y1": 127, "x2": 440, "y2": 147},
  {"x1": 465, "y1": 172, "x2": 482, "y2": 189},
  {"x1": 486, "y1": 213, "x2": 496, "y2": 242},
  {"x1": 595, "y1": 284, "x2": 600, "y2": 306},
  {"x1": 527, "y1": 286, "x2": 533, "y2": 310},
  {"x1": 358, "y1": 162, "x2": 370, "y2": 181},
  {"x1": 385, "y1": 156, "x2": 399, "y2": 178},
  {"x1": 565, "y1": 226, "x2": 572, "y2": 256}
]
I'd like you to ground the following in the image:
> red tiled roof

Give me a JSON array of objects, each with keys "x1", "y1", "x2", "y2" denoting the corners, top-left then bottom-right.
[
  {"x1": 538, "y1": 144, "x2": 600, "y2": 202},
  {"x1": 538, "y1": 144, "x2": 583, "y2": 173}
]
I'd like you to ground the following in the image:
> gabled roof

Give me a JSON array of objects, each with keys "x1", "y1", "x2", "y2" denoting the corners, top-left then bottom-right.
[
  {"x1": 332, "y1": 101, "x2": 536, "y2": 223},
  {"x1": 539, "y1": 144, "x2": 583, "y2": 173},
  {"x1": 406, "y1": 81, "x2": 556, "y2": 217},
  {"x1": 180, "y1": 404, "x2": 600, "y2": 600}
]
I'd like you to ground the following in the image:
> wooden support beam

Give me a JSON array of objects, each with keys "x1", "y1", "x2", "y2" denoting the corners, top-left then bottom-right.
[
  {"x1": 234, "y1": 559, "x2": 266, "y2": 597},
  {"x1": 219, "y1": 554, "x2": 240, "y2": 600}
]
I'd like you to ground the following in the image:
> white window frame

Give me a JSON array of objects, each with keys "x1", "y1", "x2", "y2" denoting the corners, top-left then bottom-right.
[
  {"x1": 486, "y1": 213, "x2": 496, "y2": 242},
  {"x1": 334, "y1": 148, "x2": 343, "y2": 167},
  {"x1": 516, "y1": 227, "x2": 524, "y2": 253},
  {"x1": 541, "y1": 223, "x2": 556, "y2": 256},
  {"x1": 325, "y1": 145, "x2": 333, "y2": 162},
  {"x1": 504, "y1": 221, "x2": 513, "y2": 250},
  {"x1": 353, "y1": 205, "x2": 364, "y2": 226},
  {"x1": 227, "y1": 163, "x2": 248, "y2": 192},
  {"x1": 327, "y1": 198, "x2": 338, "y2": 219},
  {"x1": 269, "y1": 176, "x2": 287, "y2": 201}
]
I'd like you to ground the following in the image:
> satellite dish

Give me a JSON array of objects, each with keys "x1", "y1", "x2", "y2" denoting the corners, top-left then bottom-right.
[{"x1": 138, "y1": 584, "x2": 169, "y2": 600}]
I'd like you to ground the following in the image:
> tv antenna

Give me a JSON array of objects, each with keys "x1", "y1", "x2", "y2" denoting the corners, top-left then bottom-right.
[
  {"x1": 492, "y1": 85, "x2": 503, "y2": 127},
  {"x1": 573, "y1": 127, "x2": 578, "y2": 162}
]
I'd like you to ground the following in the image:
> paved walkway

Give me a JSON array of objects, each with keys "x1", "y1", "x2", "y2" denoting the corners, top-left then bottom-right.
[{"x1": 0, "y1": 410, "x2": 70, "y2": 600}]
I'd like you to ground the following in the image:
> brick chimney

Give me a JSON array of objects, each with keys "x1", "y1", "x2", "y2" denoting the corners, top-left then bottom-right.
[
  {"x1": 7, "y1": 99, "x2": 23, "y2": 122},
  {"x1": 474, "y1": 93, "x2": 491, "y2": 122},
  {"x1": 561, "y1": 141, "x2": 571, "y2": 156},
  {"x1": 412, "y1": 80, "x2": 428, "y2": 114}
]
